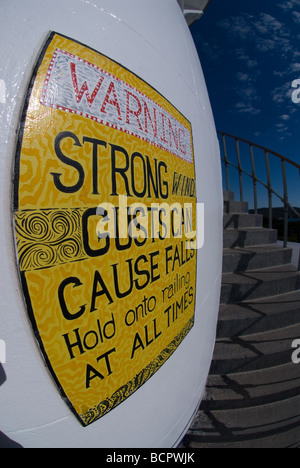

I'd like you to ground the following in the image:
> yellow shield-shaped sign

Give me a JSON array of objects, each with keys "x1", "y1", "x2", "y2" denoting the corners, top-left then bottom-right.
[{"x1": 13, "y1": 32, "x2": 197, "y2": 426}]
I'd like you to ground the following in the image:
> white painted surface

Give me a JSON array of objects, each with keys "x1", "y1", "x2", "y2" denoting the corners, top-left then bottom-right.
[
  {"x1": 0, "y1": 0, "x2": 222, "y2": 447},
  {"x1": 0, "y1": 79, "x2": 6, "y2": 104}
]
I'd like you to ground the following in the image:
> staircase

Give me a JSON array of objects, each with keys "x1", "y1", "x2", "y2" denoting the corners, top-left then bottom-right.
[{"x1": 182, "y1": 191, "x2": 300, "y2": 448}]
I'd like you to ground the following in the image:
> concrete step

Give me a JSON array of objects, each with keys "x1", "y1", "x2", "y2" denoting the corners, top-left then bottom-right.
[
  {"x1": 224, "y1": 213, "x2": 263, "y2": 230},
  {"x1": 217, "y1": 290, "x2": 300, "y2": 338},
  {"x1": 221, "y1": 264, "x2": 300, "y2": 303},
  {"x1": 223, "y1": 245, "x2": 293, "y2": 273},
  {"x1": 210, "y1": 322, "x2": 300, "y2": 375},
  {"x1": 182, "y1": 395, "x2": 300, "y2": 448},
  {"x1": 182, "y1": 191, "x2": 300, "y2": 448},
  {"x1": 183, "y1": 427, "x2": 300, "y2": 448},
  {"x1": 223, "y1": 228, "x2": 278, "y2": 248},
  {"x1": 202, "y1": 362, "x2": 300, "y2": 411},
  {"x1": 224, "y1": 200, "x2": 249, "y2": 214}
]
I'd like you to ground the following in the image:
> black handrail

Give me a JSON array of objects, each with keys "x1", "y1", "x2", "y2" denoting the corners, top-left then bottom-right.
[{"x1": 218, "y1": 131, "x2": 300, "y2": 271}]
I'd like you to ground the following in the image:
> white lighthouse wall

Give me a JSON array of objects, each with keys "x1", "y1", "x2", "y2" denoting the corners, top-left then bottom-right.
[{"x1": 0, "y1": 0, "x2": 222, "y2": 448}]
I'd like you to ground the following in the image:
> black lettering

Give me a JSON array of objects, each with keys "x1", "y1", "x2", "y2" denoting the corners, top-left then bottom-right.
[
  {"x1": 110, "y1": 144, "x2": 132, "y2": 196},
  {"x1": 115, "y1": 208, "x2": 132, "y2": 251},
  {"x1": 63, "y1": 328, "x2": 85, "y2": 360},
  {"x1": 51, "y1": 132, "x2": 84, "y2": 193},
  {"x1": 149, "y1": 251, "x2": 160, "y2": 283},
  {"x1": 146, "y1": 156, "x2": 159, "y2": 198},
  {"x1": 97, "y1": 348, "x2": 116, "y2": 376},
  {"x1": 131, "y1": 152, "x2": 147, "y2": 197},
  {"x1": 165, "y1": 246, "x2": 173, "y2": 275},
  {"x1": 83, "y1": 331, "x2": 99, "y2": 351},
  {"x1": 112, "y1": 260, "x2": 133, "y2": 299},
  {"x1": 90, "y1": 270, "x2": 114, "y2": 312},
  {"x1": 82, "y1": 137, "x2": 107, "y2": 195},
  {"x1": 159, "y1": 208, "x2": 168, "y2": 240},
  {"x1": 58, "y1": 277, "x2": 86, "y2": 321},
  {"x1": 172, "y1": 173, "x2": 181, "y2": 195},
  {"x1": 164, "y1": 305, "x2": 172, "y2": 327},
  {"x1": 158, "y1": 161, "x2": 168, "y2": 199},
  {"x1": 86, "y1": 348, "x2": 116, "y2": 388},
  {"x1": 82, "y1": 208, "x2": 110, "y2": 258},
  {"x1": 130, "y1": 333, "x2": 145, "y2": 359},
  {"x1": 128, "y1": 205, "x2": 148, "y2": 246},
  {"x1": 134, "y1": 254, "x2": 151, "y2": 290},
  {"x1": 173, "y1": 245, "x2": 181, "y2": 270},
  {"x1": 103, "y1": 314, "x2": 116, "y2": 340},
  {"x1": 176, "y1": 295, "x2": 184, "y2": 314},
  {"x1": 86, "y1": 364, "x2": 105, "y2": 388}
]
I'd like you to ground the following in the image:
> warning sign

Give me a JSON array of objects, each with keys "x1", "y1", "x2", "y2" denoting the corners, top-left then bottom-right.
[{"x1": 13, "y1": 32, "x2": 197, "y2": 426}]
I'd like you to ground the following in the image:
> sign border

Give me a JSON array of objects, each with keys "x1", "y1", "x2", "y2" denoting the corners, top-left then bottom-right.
[{"x1": 13, "y1": 31, "x2": 197, "y2": 427}]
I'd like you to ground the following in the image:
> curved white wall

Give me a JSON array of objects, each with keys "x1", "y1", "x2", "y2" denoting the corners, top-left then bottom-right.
[{"x1": 0, "y1": 0, "x2": 222, "y2": 448}]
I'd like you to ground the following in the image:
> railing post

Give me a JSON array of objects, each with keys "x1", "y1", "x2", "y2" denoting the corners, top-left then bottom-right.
[
  {"x1": 217, "y1": 132, "x2": 300, "y2": 260},
  {"x1": 235, "y1": 138, "x2": 244, "y2": 202},
  {"x1": 281, "y1": 159, "x2": 289, "y2": 249},
  {"x1": 222, "y1": 134, "x2": 230, "y2": 192},
  {"x1": 249, "y1": 144, "x2": 258, "y2": 215},
  {"x1": 265, "y1": 151, "x2": 273, "y2": 230}
]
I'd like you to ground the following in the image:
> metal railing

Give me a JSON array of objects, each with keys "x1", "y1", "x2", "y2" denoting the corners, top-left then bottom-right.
[{"x1": 218, "y1": 131, "x2": 300, "y2": 270}]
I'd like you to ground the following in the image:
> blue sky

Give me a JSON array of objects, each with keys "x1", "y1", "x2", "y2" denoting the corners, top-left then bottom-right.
[{"x1": 190, "y1": 0, "x2": 300, "y2": 206}]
